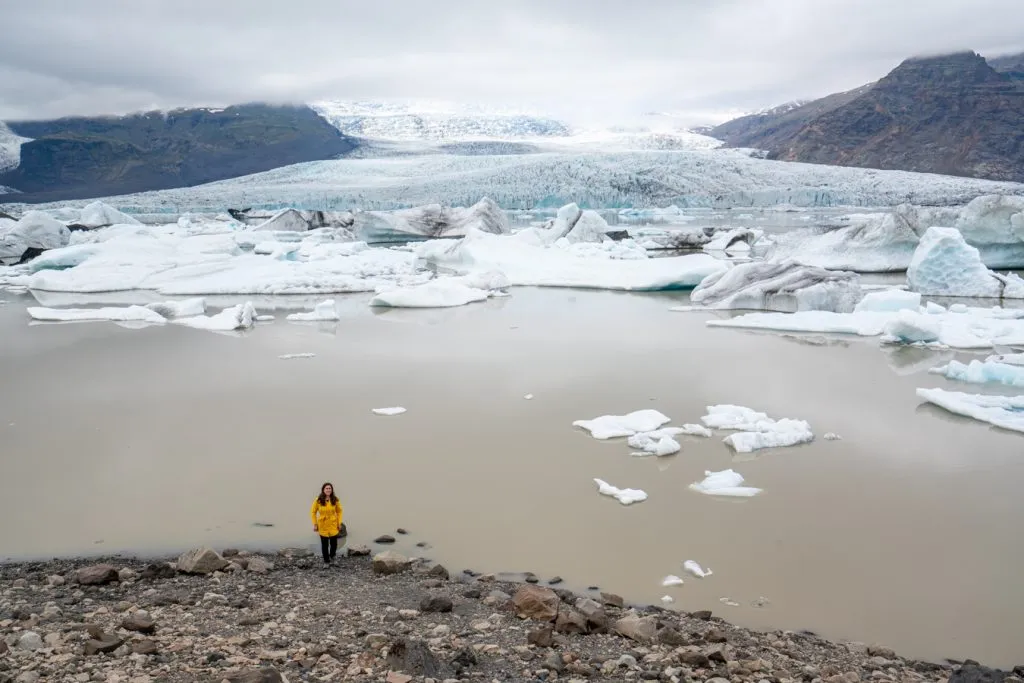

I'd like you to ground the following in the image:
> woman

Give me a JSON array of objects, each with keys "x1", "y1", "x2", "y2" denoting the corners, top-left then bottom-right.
[{"x1": 310, "y1": 482, "x2": 344, "y2": 566}]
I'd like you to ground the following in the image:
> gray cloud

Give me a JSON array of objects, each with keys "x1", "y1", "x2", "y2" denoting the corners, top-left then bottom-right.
[{"x1": 1, "y1": 0, "x2": 1022, "y2": 124}]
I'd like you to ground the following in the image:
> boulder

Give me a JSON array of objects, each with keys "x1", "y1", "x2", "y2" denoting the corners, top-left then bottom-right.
[
  {"x1": 16, "y1": 632, "x2": 43, "y2": 651},
  {"x1": 612, "y1": 613, "x2": 658, "y2": 643},
  {"x1": 657, "y1": 626, "x2": 689, "y2": 646},
  {"x1": 246, "y1": 557, "x2": 274, "y2": 574},
  {"x1": 419, "y1": 596, "x2": 453, "y2": 613},
  {"x1": 347, "y1": 544, "x2": 371, "y2": 557},
  {"x1": 554, "y1": 607, "x2": 589, "y2": 635},
  {"x1": 385, "y1": 638, "x2": 451, "y2": 678},
  {"x1": 372, "y1": 551, "x2": 411, "y2": 575},
  {"x1": 222, "y1": 669, "x2": 284, "y2": 683},
  {"x1": 75, "y1": 564, "x2": 119, "y2": 585},
  {"x1": 84, "y1": 634, "x2": 124, "y2": 655},
  {"x1": 132, "y1": 640, "x2": 159, "y2": 655},
  {"x1": 176, "y1": 547, "x2": 229, "y2": 574},
  {"x1": 121, "y1": 613, "x2": 156, "y2": 634},
  {"x1": 600, "y1": 592, "x2": 624, "y2": 608},
  {"x1": 511, "y1": 585, "x2": 560, "y2": 621},
  {"x1": 948, "y1": 664, "x2": 1011, "y2": 683},
  {"x1": 574, "y1": 598, "x2": 608, "y2": 631},
  {"x1": 140, "y1": 563, "x2": 176, "y2": 580},
  {"x1": 527, "y1": 625, "x2": 555, "y2": 648}
]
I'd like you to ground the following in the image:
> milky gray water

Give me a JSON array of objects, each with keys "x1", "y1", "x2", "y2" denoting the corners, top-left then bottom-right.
[{"x1": 1, "y1": 287, "x2": 1022, "y2": 667}]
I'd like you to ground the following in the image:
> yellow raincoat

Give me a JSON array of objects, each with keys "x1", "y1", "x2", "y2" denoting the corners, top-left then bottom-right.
[{"x1": 311, "y1": 497, "x2": 343, "y2": 537}]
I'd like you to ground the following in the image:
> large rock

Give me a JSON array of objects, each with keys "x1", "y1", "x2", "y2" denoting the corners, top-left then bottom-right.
[
  {"x1": 908, "y1": 226, "x2": 1024, "y2": 298},
  {"x1": 372, "y1": 551, "x2": 411, "y2": 575},
  {"x1": 121, "y1": 613, "x2": 156, "y2": 634},
  {"x1": 612, "y1": 613, "x2": 658, "y2": 644},
  {"x1": 511, "y1": 585, "x2": 560, "y2": 621},
  {"x1": 419, "y1": 596, "x2": 453, "y2": 613},
  {"x1": 554, "y1": 607, "x2": 589, "y2": 635},
  {"x1": 222, "y1": 669, "x2": 284, "y2": 683},
  {"x1": 16, "y1": 632, "x2": 43, "y2": 651},
  {"x1": 948, "y1": 664, "x2": 1011, "y2": 683},
  {"x1": 574, "y1": 598, "x2": 608, "y2": 631},
  {"x1": 75, "y1": 564, "x2": 120, "y2": 585},
  {"x1": 140, "y1": 563, "x2": 176, "y2": 580},
  {"x1": 385, "y1": 638, "x2": 451, "y2": 678},
  {"x1": 176, "y1": 547, "x2": 229, "y2": 574},
  {"x1": 84, "y1": 634, "x2": 124, "y2": 655},
  {"x1": 691, "y1": 259, "x2": 864, "y2": 313}
]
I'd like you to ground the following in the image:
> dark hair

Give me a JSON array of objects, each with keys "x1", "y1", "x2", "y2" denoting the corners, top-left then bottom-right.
[{"x1": 318, "y1": 482, "x2": 339, "y2": 507}]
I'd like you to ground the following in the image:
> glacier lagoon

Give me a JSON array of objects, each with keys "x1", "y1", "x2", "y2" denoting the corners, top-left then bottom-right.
[{"x1": 1, "y1": 284, "x2": 1023, "y2": 667}]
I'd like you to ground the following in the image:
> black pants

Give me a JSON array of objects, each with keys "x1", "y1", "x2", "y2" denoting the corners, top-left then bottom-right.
[{"x1": 320, "y1": 535, "x2": 338, "y2": 563}]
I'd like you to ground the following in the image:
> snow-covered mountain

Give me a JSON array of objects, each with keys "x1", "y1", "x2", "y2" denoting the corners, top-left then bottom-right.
[
  {"x1": 310, "y1": 100, "x2": 722, "y2": 152},
  {"x1": 0, "y1": 123, "x2": 30, "y2": 174}
]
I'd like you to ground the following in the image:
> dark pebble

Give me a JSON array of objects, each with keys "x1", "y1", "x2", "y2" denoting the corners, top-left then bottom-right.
[
  {"x1": 548, "y1": 576, "x2": 563, "y2": 585},
  {"x1": 396, "y1": 528, "x2": 408, "y2": 535},
  {"x1": 374, "y1": 535, "x2": 396, "y2": 544}
]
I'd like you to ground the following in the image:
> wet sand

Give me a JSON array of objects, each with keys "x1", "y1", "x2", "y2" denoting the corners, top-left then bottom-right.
[{"x1": 1, "y1": 287, "x2": 1022, "y2": 667}]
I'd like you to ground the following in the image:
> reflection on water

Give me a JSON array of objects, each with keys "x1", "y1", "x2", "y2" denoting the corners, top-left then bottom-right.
[{"x1": 0, "y1": 288, "x2": 1023, "y2": 667}]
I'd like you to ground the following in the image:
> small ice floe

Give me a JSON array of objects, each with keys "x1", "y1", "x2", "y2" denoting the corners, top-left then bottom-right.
[
  {"x1": 593, "y1": 478, "x2": 648, "y2": 505},
  {"x1": 702, "y1": 405, "x2": 813, "y2": 453},
  {"x1": 683, "y1": 560, "x2": 713, "y2": 578},
  {"x1": 175, "y1": 302, "x2": 257, "y2": 332},
  {"x1": 523, "y1": 394, "x2": 534, "y2": 400},
  {"x1": 256, "y1": 314, "x2": 275, "y2": 322},
  {"x1": 278, "y1": 353, "x2": 316, "y2": 360},
  {"x1": 719, "y1": 597, "x2": 740, "y2": 607},
  {"x1": 573, "y1": 409, "x2": 671, "y2": 439},
  {"x1": 689, "y1": 469, "x2": 762, "y2": 497},
  {"x1": 678, "y1": 424, "x2": 713, "y2": 438},
  {"x1": 823, "y1": 432, "x2": 842, "y2": 440},
  {"x1": 751, "y1": 596, "x2": 771, "y2": 608},
  {"x1": 627, "y1": 431, "x2": 681, "y2": 457},
  {"x1": 286, "y1": 299, "x2": 339, "y2": 322},
  {"x1": 929, "y1": 359, "x2": 1024, "y2": 389},
  {"x1": 27, "y1": 305, "x2": 166, "y2": 324},
  {"x1": 661, "y1": 575, "x2": 685, "y2": 587},
  {"x1": 372, "y1": 407, "x2": 407, "y2": 416},
  {"x1": 916, "y1": 388, "x2": 1024, "y2": 433},
  {"x1": 144, "y1": 297, "x2": 206, "y2": 319},
  {"x1": 661, "y1": 595, "x2": 675, "y2": 604}
]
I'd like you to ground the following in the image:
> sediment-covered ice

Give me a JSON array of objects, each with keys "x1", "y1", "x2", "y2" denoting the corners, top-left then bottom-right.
[
  {"x1": 417, "y1": 228, "x2": 726, "y2": 291},
  {"x1": 688, "y1": 469, "x2": 762, "y2": 497},
  {"x1": 286, "y1": 299, "x2": 339, "y2": 321},
  {"x1": 701, "y1": 404, "x2": 813, "y2": 453},
  {"x1": 916, "y1": 387, "x2": 1024, "y2": 433},
  {"x1": 929, "y1": 359, "x2": 1024, "y2": 388},
  {"x1": 252, "y1": 209, "x2": 312, "y2": 232},
  {"x1": 144, "y1": 297, "x2": 206, "y2": 319},
  {"x1": 689, "y1": 260, "x2": 863, "y2": 313},
  {"x1": 683, "y1": 560, "x2": 713, "y2": 578},
  {"x1": 907, "y1": 227, "x2": 1024, "y2": 298},
  {"x1": 26, "y1": 305, "x2": 166, "y2": 324},
  {"x1": 594, "y1": 478, "x2": 648, "y2": 505},
  {"x1": 573, "y1": 409, "x2": 672, "y2": 439},
  {"x1": 352, "y1": 197, "x2": 509, "y2": 243},
  {"x1": 702, "y1": 228, "x2": 765, "y2": 253}
]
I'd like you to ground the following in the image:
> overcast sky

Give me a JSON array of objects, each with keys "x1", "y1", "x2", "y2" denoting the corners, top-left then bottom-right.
[{"x1": 1, "y1": 0, "x2": 1023, "y2": 124}]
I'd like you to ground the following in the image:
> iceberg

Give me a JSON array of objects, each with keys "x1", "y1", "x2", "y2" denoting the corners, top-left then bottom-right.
[
  {"x1": 252, "y1": 209, "x2": 312, "y2": 232},
  {"x1": 417, "y1": 228, "x2": 726, "y2": 291},
  {"x1": 279, "y1": 353, "x2": 316, "y2": 360},
  {"x1": 72, "y1": 202, "x2": 141, "y2": 229},
  {"x1": 953, "y1": 195, "x2": 1024, "y2": 268},
  {"x1": 573, "y1": 409, "x2": 672, "y2": 439},
  {"x1": 882, "y1": 310, "x2": 943, "y2": 344},
  {"x1": 627, "y1": 432, "x2": 681, "y2": 456},
  {"x1": 907, "y1": 226, "x2": 1024, "y2": 298},
  {"x1": 144, "y1": 297, "x2": 206, "y2": 319},
  {"x1": 0, "y1": 211, "x2": 71, "y2": 262},
  {"x1": 701, "y1": 404, "x2": 813, "y2": 453},
  {"x1": 286, "y1": 299, "x2": 339, "y2": 322},
  {"x1": 661, "y1": 575, "x2": 685, "y2": 587},
  {"x1": 702, "y1": 227, "x2": 765, "y2": 253},
  {"x1": 929, "y1": 359, "x2": 1024, "y2": 388},
  {"x1": 916, "y1": 387, "x2": 1024, "y2": 434},
  {"x1": 26, "y1": 305, "x2": 166, "y2": 324},
  {"x1": 683, "y1": 560, "x2": 713, "y2": 579},
  {"x1": 593, "y1": 478, "x2": 648, "y2": 505},
  {"x1": 688, "y1": 469, "x2": 762, "y2": 497},
  {"x1": 853, "y1": 290, "x2": 921, "y2": 313},
  {"x1": 689, "y1": 260, "x2": 863, "y2": 313},
  {"x1": 174, "y1": 302, "x2": 257, "y2": 331},
  {"x1": 352, "y1": 197, "x2": 510, "y2": 244}
]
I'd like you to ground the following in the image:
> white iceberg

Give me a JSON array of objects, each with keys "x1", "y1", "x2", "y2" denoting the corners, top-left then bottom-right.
[
  {"x1": 678, "y1": 423, "x2": 713, "y2": 438},
  {"x1": 26, "y1": 305, "x2": 166, "y2": 324},
  {"x1": 702, "y1": 404, "x2": 813, "y2": 453},
  {"x1": 661, "y1": 595, "x2": 675, "y2": 604},
  {"x1": 353, "y1": 197, "x2": 510, "y2": 244},
  {"x1": 627, "y1": 432, "x2": 681, "y2": 456},
  {"x1": 73, "y1": 202, "x2": 141, "y2": 229},
  {"x1": 683, "y1": 560, "x2": 713, "y2": 578},
  {"x1": 916, "y1": 387, "x2": 1024, "y2": 433},
  {"x1": 0, "y1": 211, "x2": 71, "y2": 262},
  {"x1": 286, "y1": 299, "x2": 339, "y2": 322},
  {"x1": 417, "y1": 228, "x2": 726, "y2": 291},
  {"x1": 882, "y1": 310, "x2": 943, "y2": 344},
  {"x1": 573, "y1": 409, "x2": 671, "y2": 439},
  {"x1": 372, "y1": 406, "x2": 407, "y2": 415},
  {"x1": 368, "y1": 271, "x2": 508, "y2": 309},
  {"x1": 174, "y1": 302, "x2": 257, "y2": 332},
  {"x1": 907, "y1": 226, "x2": 1024, "y2": 298},
  {"x1": 594, "y1": 478, "x2": 648, "y2": 505},
  {"x1": 854, "y1": 290, "x2": 922, "y2": 313},
  {"x1": 661, "y1": 575, "x2": 685, "y2": 587},
  {"x1": 689, "y1": 260, "x2": 863, "y2": 313},
  {"x1": 688, "y1": 469, "x2": 762, "y2": 497},
  {"x1": 929, "y1": 359, "x2": 1024, "y2": 388}
]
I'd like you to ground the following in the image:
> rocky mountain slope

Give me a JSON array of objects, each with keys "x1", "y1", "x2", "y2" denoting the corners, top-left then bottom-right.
[
  {"x1": 0, "y1": 105, "x2": 356, "y2": 203},
  {"x1": 709, "y1": 51, "x2": 1024, "y2": 182}
]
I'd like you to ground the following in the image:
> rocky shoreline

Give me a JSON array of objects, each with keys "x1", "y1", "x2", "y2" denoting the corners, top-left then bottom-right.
[{"x1": 1, "y1": 543, "x2": 1020, "y2": 683}]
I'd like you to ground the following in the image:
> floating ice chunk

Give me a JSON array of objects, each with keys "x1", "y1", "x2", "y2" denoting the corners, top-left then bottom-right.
[
  {"x1": 661, "y1": 575, "x2": 685, "y2": 587},
  {"x1": 564, "y1": 210, "x2": 611, "y2": 244},
  {"x1": 678, "y1": 423, "x2": 713, "y2": 438},
  {"x1": 174, "y1": 302, "x2": 256, "y2": 331},
  {"x1": 823, "y1": 432, "x2": 842, "y2": 440},
  {"x1": 683, "y1": 560, "x2": 713, "y2": 578},
  {"x1": 75, "y1": 202, "x2": 141, "y2": 229},
  {"x1": 854, "y1": 290, "x2": 922, "y2": 313},
  {"x1": 286, "y1": 299, "x2": 339, "y2": 321},
  {"x1": 953, "y1": 195, "x2": 1024, "y2": 268},
  {"x1": 916, "y1": 388, "x2": 1024, "y2": 433},
  {"x1": 930, "y1": 359, "x2": 1024, "y2": 388},
  {"x1": 719, "y1": 597, "x2": 740, "y2": 607},
  {"x1": 882, "y1": 310, "x2": 942, "y2": 344},
  {"x1": 523, "y1": 394, "x2": 534, "y2": 400},
  {"x1": 279, "y1": 353, "x2": 316, "y2": 360},
  {"x1": 689, "y1": 469, "x2": 762, "y2": 497},
  {"x1": 908, "y1": 227, "x2": 1024, "y2": 298},
  {"x1": 661, "y1": 595, "x2": 675, "y2": 604},
  {"x1": 26, "y1": 305, "x2": 166, "y2": 324},
  {"x1": 627, "y1": 432, "x2": 681, "y2": 456},
  {"x1": 372, "y1": 406, "x2": 407, "y2": 416},
  {"x1": 724, "y1": 419, "x2": 814, "y2": 453},
  {"x1": 701, "y1": 405, "x2": 770, "y2": 431},
  {"x1": 256, "y1": 314, "x2": 275, "y2": 322},
  {"x1": 353, "y1": 197, "x2": 510, "y2": 243},
  {"x1": 707, "y1": 310, "x2": 892, "y2": 336},
  {"x1": 593, "y1": 478, "x2": 648, "y2": 505},
  {"x1": 145, "y1": 298, "x2": 206, "y2": 319},
  {"x1": 703, "y1": 227, "x2": 764, "y2": 253},
  {"x1": 369, "y1": 278, "x2": 491, "y2": 308},
  {"x1": 573, "y1": 409, "x2": 671, "y2": 439},
  {"x1": 925, "y1": 301, "x2": 947, "y2": 314},
  {"x1": 690, "y1": 260, "x2": 863, "y2": 313}
]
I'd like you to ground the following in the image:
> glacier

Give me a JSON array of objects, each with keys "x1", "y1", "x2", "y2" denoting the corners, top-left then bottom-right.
[
  {"x1": 688, "y1": 260, "x2": 863, "y2": 313},
  {"x1": 907, "y1": 226, "x2": 1024, "y2": 298}
]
